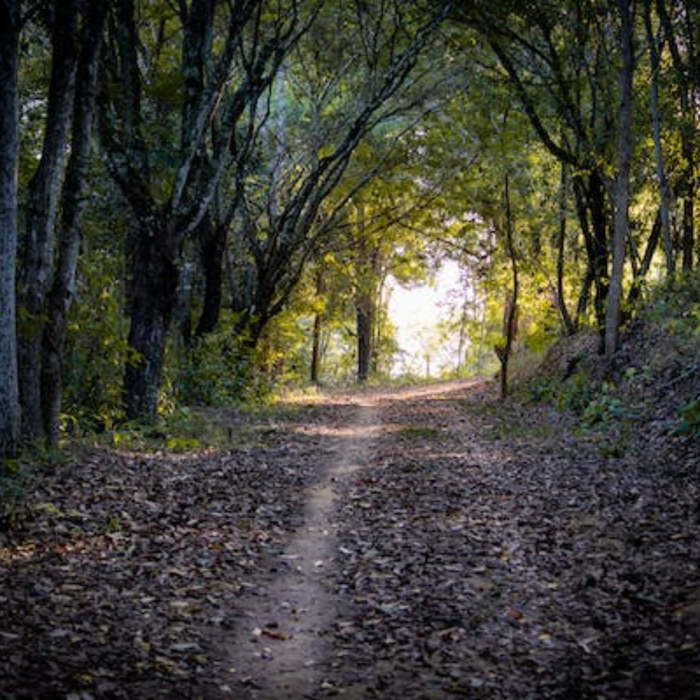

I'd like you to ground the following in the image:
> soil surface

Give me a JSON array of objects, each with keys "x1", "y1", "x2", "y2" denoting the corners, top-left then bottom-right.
[{"x1": 1, "y1": 380, "x2": 699, "y2": 698}]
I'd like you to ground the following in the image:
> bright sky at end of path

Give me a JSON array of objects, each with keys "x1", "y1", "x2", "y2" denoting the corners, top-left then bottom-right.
[{"x1": 387, "y1": 260, "x2": 462, "y2": 376}]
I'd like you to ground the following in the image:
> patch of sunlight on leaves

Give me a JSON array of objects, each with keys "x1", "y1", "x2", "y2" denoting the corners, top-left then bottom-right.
[
  {"x1": 165, "y1": 436, "x2": 201, "y2": 452},
  {"x1": 102, "y1": 406, "x2": 227, "y2": 453}
]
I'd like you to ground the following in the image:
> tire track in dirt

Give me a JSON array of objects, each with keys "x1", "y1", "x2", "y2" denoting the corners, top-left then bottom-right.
[{"x1": 224, "y1": 397, "x2": 380, "y2": 698}]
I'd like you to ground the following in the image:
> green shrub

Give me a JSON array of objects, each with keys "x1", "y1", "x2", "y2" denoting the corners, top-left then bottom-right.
[
  {"x1": 530, "y1": 377, "x2": 556, "y2": 403},
  {"x1": 530, "y1": 371, "x2": 594, "y2": 414},
  {"x1": 555, "y1": 371, "x2": 594, "y2": 414},
  {"x1": 167, "y1": 326, "x2": 253, "y2": 407},
  {"x1": 582, "y1": 388, "x2": 626, "y2": 425},
  {"x1": 675, "y1": 396, "x2": 700, "y2": 437},
  {"x1": 62, "y1": 248, "x2": 134, "y2": 434},
  {"x1": 648, "y1": 271, "x2": 700, "y2": 339}
]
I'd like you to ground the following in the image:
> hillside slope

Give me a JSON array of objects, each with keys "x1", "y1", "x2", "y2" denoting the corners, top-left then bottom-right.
[{"x1": 524, "y1": 274, "x2": 700, "y2": 473}]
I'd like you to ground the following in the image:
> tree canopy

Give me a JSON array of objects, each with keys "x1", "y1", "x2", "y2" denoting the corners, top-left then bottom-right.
[{"x1": 1, "y1": 0, "x2": 698, "y2": 452}]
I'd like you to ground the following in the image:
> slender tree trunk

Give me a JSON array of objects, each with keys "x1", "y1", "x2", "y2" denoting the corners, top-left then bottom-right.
[
  {"x1": 195, "y1": 215, "x2": 226, "y2": 338},
  {"x1": 456, "y1": 295, "x2": 469, "y2": 372},
  {"x1": 605, "y1": 0, "x2": 635, "y2": 358},
  {"x1": 175, "y1": 257, "x2": 195, "y2": 348},
  {"x1": 627, "y1": 211, "x2": 661, "y2": 309},
  {"x1": 356, "y1": 294, "x2": 373, "y2": 383},
  {"x1": 371, "y1": 272, "x2": 386, "y2": 376},
  {"x1": 644, "y1": 0, "x2": 675, "y2": 277},
  {"x1": 573, "y1": 171, "x2": 609, "y2": 345},
  {"x1": 310, "y1": 270, "x2": 324, "y2": 384},
  {"x1": 588, "y1": 171, "x2": 610, "y2": 340},
  {"x1": 499, "y1": 173, "x2": 519, "y2": 400},
  {"x1": 556, "y1": 161, "x2": 576, "y2": 335},
  {"x1": 41, "y1": 3, "x2": 108, "y2": 446},
  {"x1": 0, "y1": 0, "x2": 21, "y2": 457},
  {"x1": 123, "y1": 225, "x2": 179, "y2": 420},
  {"x1": 353, "y1": 199, "x2": 376, "y2": 384},
  {"x1": 311, "y1": 313, "x2": 322, "y2": 384},
  {"x1": 575, "y1": 268, "x2": 594, "y2": 327},
  {"x1": 17, "y1": 0, "x2": 80, "y2": 443},
  {"x1": 680, "y1": 182, "x2": 695, "y2": 271}
]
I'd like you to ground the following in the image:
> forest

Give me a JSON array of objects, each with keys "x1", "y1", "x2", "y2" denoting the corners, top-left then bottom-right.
[
  {"x1": 0, "y1": 0, "x2": 695, "y2": 453},
  {"x1": 0, "y1": 0, "x2": 699, "y2": 697}
]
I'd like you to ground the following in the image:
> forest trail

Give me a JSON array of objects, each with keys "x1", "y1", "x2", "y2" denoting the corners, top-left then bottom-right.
[
  {"x1": 223, "y1": 396, "x2": 381, "y2": 697},
  {"x1": 222, "y1": 379, "x2": 700, "y2": 698},
  {"x1": 1, "y1": 380, "x2": 699, "y2": 699},
  {"x1": 224, "y1": 381, "x2": 473, "y2": 697}
]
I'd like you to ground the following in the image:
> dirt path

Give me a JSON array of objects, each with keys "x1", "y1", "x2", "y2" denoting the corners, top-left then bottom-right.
[
  {"x1": 224, "y1": 397, "x2": 380, "y2": 698},
  {"x1": 223, "y1": 382, "x2": 476, "y2": 700},
  {"x1": 224, "y1": 379, "x2": 700, "y2": 699},
  {"x1": 1, "y1": 380, "x2": 698, "y2": 699},
  {"x1": 223, "y1": 382, "x2": 472, "y2": 698}
]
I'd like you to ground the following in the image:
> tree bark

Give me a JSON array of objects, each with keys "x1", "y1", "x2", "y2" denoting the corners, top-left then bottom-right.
[
  {"x1": 575, "y1": 268, "x2": 594, "y2": 327},
  {"x1": 573, "y1": 170, "x2": 609, "y2": 345},
  {"x1": 605, "y1": 0, "x2": 635, "y2": 358},
  {"x1": 456, "y1": 296, "x2": 469, "y2": 373},
  {"x1": 353, "y1": 200, "x2": 377, "y2": 384},
  {"x1": 0, "y1": 0, "x2": 21, "y2": 457},
  {"x1": 310, "y1": 270, "x2": 324, "y2": 384},
  {"x1": 627, "y1": 210, "x2": 661, "y2": 309},
  {"x1": 499, "y1": 173, "x2": 518, "y2": 400},
  {"x1": 195, "y1": 215, "x2": 226, "y2": 338},
  {"x1": 17, "y1": 0, "x2": 80, "y2": 444},
  {"x1": 123, "y1": 225, "x2": 179, "y2": 420},
  {"x1": 356, "y1": 295, "x2": 373, "y2": 383},
  {"x1": 41, "y1": 2, "x2": 108, "y2": 446},
  {"x1": 556, "y1": 161, "x2": 576, "y2": 335}
]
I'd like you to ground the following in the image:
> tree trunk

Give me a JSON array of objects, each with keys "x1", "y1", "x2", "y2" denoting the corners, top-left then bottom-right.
[
  {"x1": 356, "y1": 295, "x2": 373, "y2": 383},
  {"x1": 627, "y1": 211, "x2": 661, "y2": 309},
  {"x1": 575, "y1": 268, "x2": 594, "y2": 327},
  {"x1": 644, "y1": 0, "x2": 674, "y2": 277},
  {"x1": 556, "y1": 161, "x2": 576, "y2": 335},
  {"x1": 456, "y1": 295, "x2": 469, "y2": 372},
  {"x1": 499, "y1": 173, "x2": 518, "y2": 400},
  {"x1": 41, "y1": 3, "x2": 108, "y2": 446},
  {"x1": 17, "y1": 0, "x2": 79, "y2": 444},
  {"x1": 311, "y1": 313, "x2": 322, "y2": 384},
  {"x1": 0, "y1": 0, "x2": 21, "y2": 457},
  {"x1": 123, "y1": 226, "x2": 179, "y2": 421},
  {"x1": 587, "y1": 171, "x2": 610, "y2": 339},
  {"x1": 573, "y1": 170, "x2": 609, "y2": 347},
  {"x1": 195, "y1": 215, "x2": 226, "y2": 338},
  {"x1": 605, "y1": 0, "x2": 635, "y2": 358},
  {"x1": 371, "y1": 273, "x2": 386, "y2": 376},
  {"x1": 310, "y1": 269, "x2": 324, "y2": 384}
]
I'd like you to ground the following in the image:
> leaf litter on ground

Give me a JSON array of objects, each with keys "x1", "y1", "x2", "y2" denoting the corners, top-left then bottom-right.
[{"x1": 1, "y1": 382, "x2": 699, "y2": 698}]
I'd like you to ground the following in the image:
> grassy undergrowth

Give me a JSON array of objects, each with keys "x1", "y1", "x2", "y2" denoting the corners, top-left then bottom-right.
[{"x1": 522, "y1": 272, "x2": 700, "y2": 456}]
